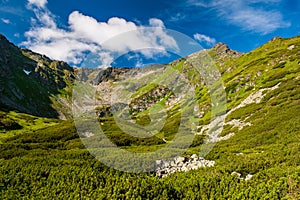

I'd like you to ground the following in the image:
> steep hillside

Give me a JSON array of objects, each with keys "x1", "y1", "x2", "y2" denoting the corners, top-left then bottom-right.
[
  {"x1": 90, "y1": 36, "x2": 299, "y2": 137},
  {"x1": 0, "y1": 34, "x2": 74, "y2": 119}
]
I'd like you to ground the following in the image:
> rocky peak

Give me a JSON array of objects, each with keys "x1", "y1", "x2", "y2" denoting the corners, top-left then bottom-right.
[
  {"x1": 211, "y1": 42, "x2": 242, "y2": 62},
  {"x1": 0, "y1": 34, "x2": 22, "y2": 58},
  {"x1": 269, "y1": 36, "x2": 283, "y2": 42},
  {"x1": 0, "y1": 34, "x2": 28, "y2": 78},
  {"x1": 212, "y1": 42, "x2": 230, "y2": 52},
  {"x1": 212, "y1": 42, "x2": 240, "y2": 56},
  {"x1": 0, "y1": 34, "x2": 9, "y2": 43}
]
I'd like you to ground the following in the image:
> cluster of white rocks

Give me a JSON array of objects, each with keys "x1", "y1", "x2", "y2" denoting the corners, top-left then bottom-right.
[
  {"x1": 155, "y1": 154, "x2": 215, "y2": 178},
  {"x1": 231, "y1": 172, "x2": 253, "y2": 181}
]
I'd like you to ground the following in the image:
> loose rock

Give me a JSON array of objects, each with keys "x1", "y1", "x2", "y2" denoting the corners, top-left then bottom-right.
[{"x1": 155, "y1": 154, "x2": 214, "y2": 178}]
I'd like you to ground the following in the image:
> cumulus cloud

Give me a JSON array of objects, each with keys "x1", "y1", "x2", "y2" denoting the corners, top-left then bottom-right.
[
  {"x1": 23, "y1": 1, "x2": 178, "y2": 68},
  {"x1": 187, "y1": 0, "x2": 290, "y2": 34},
  {"x1": 193, "y1": 33, "x2": 216, "y2": 46},
  {"x1": 27, "y1": 0, "x2": 56, "y2": 28}
]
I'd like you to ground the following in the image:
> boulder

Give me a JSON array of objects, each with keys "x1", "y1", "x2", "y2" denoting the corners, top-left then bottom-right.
[
  {"x1": 245, "y1": 174, "x2": 253, "y2": 181},
  {"x1": 191, "y1": 154, "x2": 198, "y2": 160},
  {"x1": 231, "y1": 172, "x2": 241, "y2": 179},
  {"x1": 174, "y1": 156, "x2": 185, "y2": 164}
]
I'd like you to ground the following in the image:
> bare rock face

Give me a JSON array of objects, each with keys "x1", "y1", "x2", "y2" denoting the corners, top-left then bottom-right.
[
  {"x1": 92, "y1": 67, "x2": 130, "y2": 85},
  {"x1": 269, "y1": 36, "x2": 283, "y2": 42},
  {"x1": 212, "y1": 42, "x2": 242, "y2": 60},
  {"x1": 129, "y1": 85, "x2": 175, "y2": 116}
]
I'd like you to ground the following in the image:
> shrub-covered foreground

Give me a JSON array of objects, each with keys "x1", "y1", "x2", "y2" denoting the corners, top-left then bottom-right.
[{"x1": 1, "y1": 94, "x2": 300, "y2": 199}]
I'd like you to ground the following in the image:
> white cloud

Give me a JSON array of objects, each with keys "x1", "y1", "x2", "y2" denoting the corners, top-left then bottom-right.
[
  {"x1": 193, "y1": 33, "x2": 216, "y2": 46},
  {"x1": 168, "y1": 13, "x2": 187, "y2": 22},
  {"x1": 27, "y1": 0, "x2": 55, "y2": 28},
  {"x1": 1, "y1": 18, "x2": 10, "y2": 24},
  {"x1": 23, "y1": 5, "x2": 178, "y2": 68},
  {"x1": 0, "y1": 6, "x2": 24, "y2": 16},
  {"x1": 187, "y1": 0, "x2": 290, "y2": 34},
  {"x1": 149, "y1": 18, "x2": 165, "y2": 28},
  {"x1": 187, "y1": 0, "x2": 209, "y2": 7},
  {"x1": 27, "y1": 0, "x2": 47, "y2": 8},
  {"x1": 97, "y1": 51, "x2": 114, "y2": 68},
  {"x1": 68, "y1": 12, "x2": 137, "y2": 45},
  {"x1": 226, "y1": 8, "x2": 289, "y2": 34}
]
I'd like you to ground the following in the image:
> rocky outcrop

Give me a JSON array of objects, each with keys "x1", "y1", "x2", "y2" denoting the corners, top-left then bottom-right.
[
  {"x1": 129, "y1": 86, "x2": 175, "y2": 116},
  {"x1": 92, "y1": 67, "x2": 130, "y2": 85},
  {"x1": 212, "y1": 42, "x2": 242, "y2": 63},
  {"x1": 197, "y1": 83, "x2": 281, "y2": 143},
  {"x1": 155, "y1": 154, "x2": 215, "y2": 178}
]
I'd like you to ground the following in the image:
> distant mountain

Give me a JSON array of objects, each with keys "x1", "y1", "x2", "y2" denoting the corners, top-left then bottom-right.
[{"x1": 1, "y1": 33, "x2": 299, "y2": 123}]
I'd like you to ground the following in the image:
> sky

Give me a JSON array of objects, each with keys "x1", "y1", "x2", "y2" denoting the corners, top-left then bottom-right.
[{"x1": 0, "y1": 0, "x2": 299, "y2": 67}]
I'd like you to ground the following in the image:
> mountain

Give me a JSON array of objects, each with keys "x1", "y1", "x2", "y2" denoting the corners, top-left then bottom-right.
[
  {"x1": 0, "y1": 34, "x2": 166, "y2": 119},
  {"x1": 0, "y1": 34, "x2": 75, "y2": 119},
  {"x1": 0, "y1": 34, "x2": 300, "y2": 199}
]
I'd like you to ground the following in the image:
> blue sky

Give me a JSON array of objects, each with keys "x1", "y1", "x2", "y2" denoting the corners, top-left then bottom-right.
[{"x1": 0, "y1": 0, "x2": 299, "y2": 67}]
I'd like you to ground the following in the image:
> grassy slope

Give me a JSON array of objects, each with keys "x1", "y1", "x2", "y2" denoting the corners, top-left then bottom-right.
[
  {"x1": 0, "y1": 36, "x2": 300, "y2": 199},
  {"x1": 0, "y1": 111, "x2": 60, "y2": 143}
]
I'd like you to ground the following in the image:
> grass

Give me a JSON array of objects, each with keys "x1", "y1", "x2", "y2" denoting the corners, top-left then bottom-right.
[{"x1": 0, "y1": 111, "x2": 59, "y2": 143}]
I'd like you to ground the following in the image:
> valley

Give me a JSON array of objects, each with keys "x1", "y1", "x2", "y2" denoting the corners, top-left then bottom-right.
[{"x1": 0, "y1": 34, "x2": 300, "y2": 199}]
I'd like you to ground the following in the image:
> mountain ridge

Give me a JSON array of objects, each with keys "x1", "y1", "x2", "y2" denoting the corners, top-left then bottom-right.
[
  {"x1": 1, "y1": 33, "x2": 300, "y2": 119},
  {"x1": 0, "y1": 33, "x2": 237, "y2": 119}
]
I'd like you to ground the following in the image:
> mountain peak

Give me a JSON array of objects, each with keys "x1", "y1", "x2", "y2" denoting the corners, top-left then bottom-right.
[
  {"x1": 212, "y1": 42, "x2": 230, "y2": 54},
  {"x1": 212, "y1": 42, "x2": 229, "y2": 50},
  {"x1": 211, "y1": 42, "x2": 242, "y2": 61},
  {"x1": 0, "y1": 33, "x2": 16, "y2": 48},
  {"x1": 0, "y1": 34, "x2": 15, "y2": 49},
  {"x1": 270, "y1": 36, "x2": 283, "y2": 42},
  {"x1": 0, "y1": 33, "x2": 8, "y2": 41}
]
